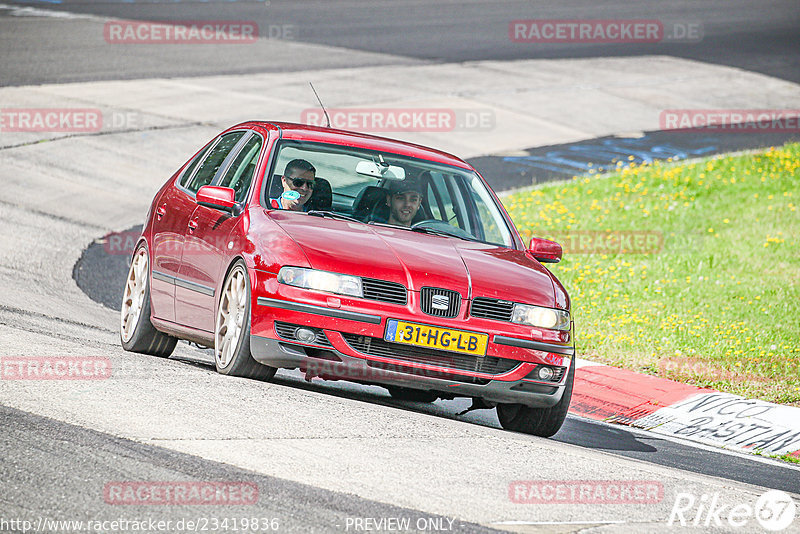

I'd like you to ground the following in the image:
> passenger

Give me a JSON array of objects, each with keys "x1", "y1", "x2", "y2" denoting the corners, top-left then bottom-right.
[
  {"x1": 270, "y1": 159, "x2": 316, "y2": 211},
  {"x1": 385, "y1": 176, "x2": 424, "y2": 227}
]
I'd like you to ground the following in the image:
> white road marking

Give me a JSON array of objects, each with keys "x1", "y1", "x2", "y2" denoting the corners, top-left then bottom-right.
[{"x1": 0, "y1": 3, "x2": 97, "y2": 19}]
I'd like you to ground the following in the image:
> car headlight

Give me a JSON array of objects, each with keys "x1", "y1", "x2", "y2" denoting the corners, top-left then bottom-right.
[
  {"x1": 511, "y1": 304, "x2": 570, "y2": 331},
  {"x1": 277, "y1": 267, "x2": 363, "y2": 298}
]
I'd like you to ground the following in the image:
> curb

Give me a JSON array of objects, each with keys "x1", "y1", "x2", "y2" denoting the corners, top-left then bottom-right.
[{"x1": 569, "y1": 359, "x2": 800, "y2": 458}]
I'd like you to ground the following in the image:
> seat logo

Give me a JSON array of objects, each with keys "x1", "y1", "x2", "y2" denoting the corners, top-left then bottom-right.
[{"x1": 431, "y1": 295, "x2": 450, "y2": 311}]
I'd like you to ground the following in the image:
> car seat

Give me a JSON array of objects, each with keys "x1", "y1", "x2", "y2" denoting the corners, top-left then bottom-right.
[{"x1": 352, "y1": 186, "x2": 387, "y2": 221}]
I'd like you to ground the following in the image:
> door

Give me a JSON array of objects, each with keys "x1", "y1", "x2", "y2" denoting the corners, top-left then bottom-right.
[
  {"x1": 149, "y1": 142, "x2": 213, "y2": 322},
  {"x1": 175, "y1": 131, "x2": 263, "y2": 331}
]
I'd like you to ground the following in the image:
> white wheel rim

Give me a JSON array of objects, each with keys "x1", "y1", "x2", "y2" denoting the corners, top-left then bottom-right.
[
  {"x1": 215, "y1": 267, "x2": 248, "y2": 369},
  {"x1": 120, "y1": 248, "x2": 148, "y2": 343}
]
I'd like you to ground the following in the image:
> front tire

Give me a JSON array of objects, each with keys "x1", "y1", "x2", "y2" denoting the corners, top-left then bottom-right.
[
  {"x1": 120, "y1": 245, "x2": 178, "y2": 358},
  {"x1": 214, "y1": 260, "x2": 276, "y2": 381},
  {"x1": 496, "y1": 362, "x2": 574, "y2": 437}
]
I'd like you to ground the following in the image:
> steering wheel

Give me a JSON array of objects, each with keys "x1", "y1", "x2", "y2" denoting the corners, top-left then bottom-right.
[{"x1": 410, "y1": 219, "x2": 440, "y2": 229}]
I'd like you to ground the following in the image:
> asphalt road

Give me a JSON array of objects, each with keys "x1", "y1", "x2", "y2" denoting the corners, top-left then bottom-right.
[
  {"x1": 1, "y1": 404, "x2": 499, "y2": 534},
  {"x1": 1, "y1": 0, "x2": 798, "y2": 85}
]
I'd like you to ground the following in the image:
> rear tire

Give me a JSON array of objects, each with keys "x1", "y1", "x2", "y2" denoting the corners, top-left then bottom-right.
[
  {"x1": 120, "y1": 245, "x2": 178, "y2": 358},
  {"x1": 386, "y1": 386, "x2": 438, "y2": 403},
  {"x1": 496, "y1": 362, "x2": 574, "y2": 437},
  {"x1": 214, "y1": 260, "x2": 276, "y2": 381}
]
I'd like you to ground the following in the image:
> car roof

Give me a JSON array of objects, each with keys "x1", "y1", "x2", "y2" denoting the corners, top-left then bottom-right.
[{"x1": 233, "y1": 121, "x2": 473, "y2": 171}]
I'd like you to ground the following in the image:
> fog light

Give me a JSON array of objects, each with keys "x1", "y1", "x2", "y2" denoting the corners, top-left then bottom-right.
[
  {"x1": 295, "y1": 328, "x2": 316, "y2": 343},
  {"x1": 537, "y1": 366, "x2": 555, "y2": 381}
]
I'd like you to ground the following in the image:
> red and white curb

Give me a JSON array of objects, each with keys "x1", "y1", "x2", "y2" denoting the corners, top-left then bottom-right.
[{"x1": 569, "y1": 359, "x2": 800, "y2": 458}]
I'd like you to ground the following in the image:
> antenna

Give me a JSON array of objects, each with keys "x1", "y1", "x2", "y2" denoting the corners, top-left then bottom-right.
[{"x1": 309, "y1": 82, "x2": 330, "y2": 128}]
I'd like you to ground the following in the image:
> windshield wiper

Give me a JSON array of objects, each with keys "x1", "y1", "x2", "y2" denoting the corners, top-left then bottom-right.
[
  {"x1": 307, "y1": 210, "x2": 362, "y2": 223},
  {"x1": 409, "y1": 225, "x2": 479, "y2": 242},
  {"x1": 368, "y1": 220, "x2": 479, "y2": 242}
]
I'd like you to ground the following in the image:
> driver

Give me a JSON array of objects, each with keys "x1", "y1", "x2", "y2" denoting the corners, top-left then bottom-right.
[
  {"x1": 270, "y1": 159, "x2": 316, "y2": 211},
  {"x1": 385, "y1": 176, "x2": 423, "y2": 227}
]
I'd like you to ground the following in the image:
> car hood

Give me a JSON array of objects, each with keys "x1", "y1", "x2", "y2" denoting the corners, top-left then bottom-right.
[{"x1": 269, "y1": 211, "x2": 558, "y2": 307}]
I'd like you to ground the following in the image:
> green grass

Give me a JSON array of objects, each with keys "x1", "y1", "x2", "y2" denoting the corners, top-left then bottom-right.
[
  {"x1": 503, "y1": 144, "x2": 800, "y2": 405},
  {"x1": 776, "y1": 453, "x2": 800, "y2": 464}
]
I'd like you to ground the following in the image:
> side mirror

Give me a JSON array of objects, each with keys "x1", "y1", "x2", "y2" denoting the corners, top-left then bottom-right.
[
  {"x1": 197, "y1": 185, "x2": 238, "y2": 214},
  {"x1": 528, "y1": 237, "x2": 562, "y2": 263}
]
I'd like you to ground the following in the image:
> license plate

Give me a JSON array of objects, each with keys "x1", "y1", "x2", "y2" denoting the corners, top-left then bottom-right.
[{"x1": 384, "y1": 319, "x2": 488, "y2": 356}]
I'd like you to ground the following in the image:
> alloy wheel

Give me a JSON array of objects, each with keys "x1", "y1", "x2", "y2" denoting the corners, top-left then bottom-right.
[
  {"x1": 215, "y1": 266, "x2": 248, "y2": 369},
  {"x1": 120, "y1": 248, "x2": 148, "y2": 343}
]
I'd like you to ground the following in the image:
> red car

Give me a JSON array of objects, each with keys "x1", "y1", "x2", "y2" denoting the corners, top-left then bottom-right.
[{"x1": 120, "y1": 122, "x2": 574, "y2": 437}]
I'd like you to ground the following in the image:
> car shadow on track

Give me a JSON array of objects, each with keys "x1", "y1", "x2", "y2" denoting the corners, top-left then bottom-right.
[
  {"x1": 171, "y1": 349, "x2": 657, "y2": 455},
  {"x1": 163, "y1": 347, "x2": 800, "y2": 496}
]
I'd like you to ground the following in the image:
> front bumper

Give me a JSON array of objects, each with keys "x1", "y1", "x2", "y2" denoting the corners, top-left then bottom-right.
[
  {"x1": 249, "y1": 289, "x2": 574, "y2": 408},
  {"x1": 250, "y1": 334, "x2": 571, "y2": 408},
  {"x1": 250, "y1": 306, "x2": 574, "y2": 407}
]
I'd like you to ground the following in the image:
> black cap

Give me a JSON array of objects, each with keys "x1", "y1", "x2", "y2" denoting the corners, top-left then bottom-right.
[{"x1": 387, "y1": 175, "x2": 424, "y2": 196}]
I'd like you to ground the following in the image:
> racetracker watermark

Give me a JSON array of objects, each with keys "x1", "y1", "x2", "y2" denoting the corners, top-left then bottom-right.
[
  {"x1": 104, "y1": 20, "x2": 261, "y2": 44},
  {"x1": 104, "y1": 481, "x2": 259, "y2": 506},
  {"x1": 0, "y1": 109, "x2": 141, "y2": 133},
  {"x1": 304, "y1": 359, "x2": 467, "y2": 382},
  {"x1": 660, "y1": 109, "x2": 800, "y2": 133},
  {"x1": 668, "y1": 490, "x2": 796, "y2": 531},
  {"x1": 509, "y1": 20, "x2": 702, "y2": 43},
  {"x1": 102, "y1": 230, "x2": 240, "y2": 257},
  {"x1": 1, "y1": 357, "x2": 111, "y2": 380},
  {"x1": 545, "y1": 230, "x2": 663, "y2": 255},
  {"x1": 658, "y1": 356, "x2": 770, "y2": 384},
  {"x1": 0, "y1": 109, "x2": 102, "y2": 133},
  {"x1": 301, "y1": 108, "x2": 496, "y2": 132},
  {"x1": 509, "y1": 480, "x2": 664, "y2": 504},
  {"x1": 104, "y1": 230, "x2": 142, "y2": 256}
]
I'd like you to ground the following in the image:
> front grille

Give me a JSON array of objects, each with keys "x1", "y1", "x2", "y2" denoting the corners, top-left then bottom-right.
[
  {"x1": 470, "y1": 297, "x2": 514, "y2": 322},
  {"x1": 523, "y1": 365, "x2": 567, "y2": 383},
  {"x1": 420, "y1": 287, "x2": 461, "y2": 318},
  {"x1": 362, "y1": 278, "x2": 407, "y2": 305},
  {"x1": 342, "y1": 334, "x2": 520, "y2": 375},
  {"x1": 274, "y1": 322, "x2": 332, "y2": 347}
]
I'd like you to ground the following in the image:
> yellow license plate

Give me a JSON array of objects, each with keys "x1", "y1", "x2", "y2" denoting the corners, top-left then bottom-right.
[{"x1": 384, "y1": 319, "x2": 488, "y2": 356}]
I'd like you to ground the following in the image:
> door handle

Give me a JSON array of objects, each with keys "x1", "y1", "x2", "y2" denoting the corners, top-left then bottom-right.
[
  {"x1": 156, "y1": 204, "x2": 167, "y2": 220},
  {"x1": 188, "y1": 219, "x2": 199, "y2": 232}
]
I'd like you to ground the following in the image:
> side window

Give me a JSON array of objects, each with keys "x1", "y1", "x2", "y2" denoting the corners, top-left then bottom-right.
[
  {"x1": 178, "y1": 143, "x2": 212, "y2": 188},
  {"x1": 428, "y1": 172, "x2": 454, "y2": 222},
  {"x1": 430, "y1": 173, "x2": 470, "y2": 231},
  {"x1": 186, "y1": 131, "x2": 245, "y2": 193},
  {"x1": 447, "y1": 176, "x2": 472, "y2": 232},
  {"x1": 218, "y1": 134, "x2": 263, "y2": 203},
  {"x1": 427, "y1": 183, "x2": 442, "y2": 219}
]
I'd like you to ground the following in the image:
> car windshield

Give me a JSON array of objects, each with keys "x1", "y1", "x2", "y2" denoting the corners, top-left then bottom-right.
[{"x1": 265, "y1": 140, "x2": 514, "y2": 247}]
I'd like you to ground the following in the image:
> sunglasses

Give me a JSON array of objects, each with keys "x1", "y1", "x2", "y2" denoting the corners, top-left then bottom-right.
[{"x1": 286, "y1": 177, "x2": 315, "y2": 189}]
